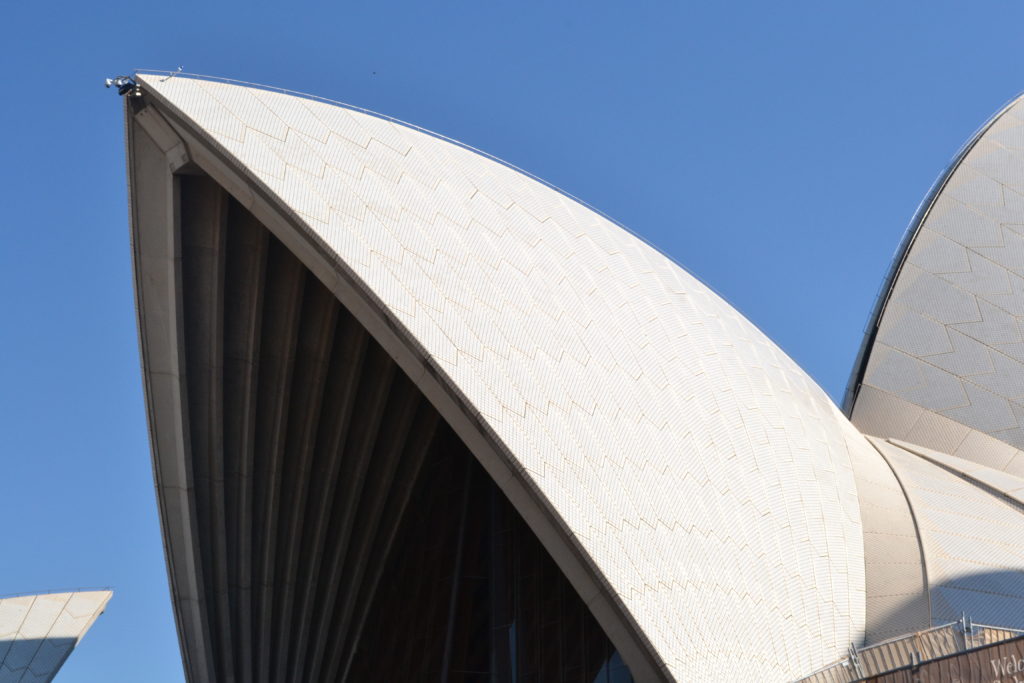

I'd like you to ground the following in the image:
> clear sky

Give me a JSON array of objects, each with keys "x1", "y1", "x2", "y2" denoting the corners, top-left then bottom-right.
[{"x1": 2, "y1": 1, "x2": 1024, "y2": 680}]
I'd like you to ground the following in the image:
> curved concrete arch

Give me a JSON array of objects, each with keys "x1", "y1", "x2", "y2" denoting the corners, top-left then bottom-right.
[
  {"x1": 869, "y1": 439, "x2": 1024, "y2": 629},
  {"x1": 847, "y1": 94, "x2": 1024, "y2": 470},
  {"x1": 850, "y1": 436, "x2": 930, "y2": 644},
  {"x1": 128, "y1": 73, "x2": 878, "y2": 681}
]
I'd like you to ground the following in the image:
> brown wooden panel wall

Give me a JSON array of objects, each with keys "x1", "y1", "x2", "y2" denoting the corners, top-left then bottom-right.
[{"x1": 865, "y1": 634, "x2": 1024, "y2": 683}]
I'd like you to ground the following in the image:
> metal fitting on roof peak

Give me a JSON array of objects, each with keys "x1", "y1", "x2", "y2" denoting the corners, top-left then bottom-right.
[{"x1": 104, "y1": 76, "x2": 139, "y2": 97}]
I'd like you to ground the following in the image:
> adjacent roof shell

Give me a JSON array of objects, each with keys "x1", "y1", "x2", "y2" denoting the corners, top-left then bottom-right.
[
  {"x1": 867, "y1": 439, "x2": 1024, "y2": 630},
  {"x1": 842, "y1": 90, "x2": 1024, "y2": 652},
  {"x1": 130, "y1": 73, "x2": 876, "y2": 681},
  {"x1": 0, "y1": 590, "x2": 112, "y2": 682},
  {"x1": 848, "y1": 94, "x2": 1024, "y2": 473}
]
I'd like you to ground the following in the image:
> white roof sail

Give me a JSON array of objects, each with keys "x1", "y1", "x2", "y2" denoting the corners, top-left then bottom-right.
[
  {"x1": 850, "y1": 94, "x2": 1024, "y2": 473},
  {"x1": 134, "y1": 73, "x2": 875, "y2": 681},
  {"x1": 0, "y1": 590, "x2": 112, "y2": 682}
]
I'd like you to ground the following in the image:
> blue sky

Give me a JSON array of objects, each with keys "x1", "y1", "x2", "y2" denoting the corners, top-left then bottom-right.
[{"x1": 2, "y1": 1, "x2": 1024, "y2": 679}]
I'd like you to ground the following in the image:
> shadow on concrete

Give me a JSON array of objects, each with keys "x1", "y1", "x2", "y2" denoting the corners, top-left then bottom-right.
[
  {"x1": 0, "y1": 637, "x2": 79, "y2": 681},
  {"x1": 871, "y1": 569, "x2": 1024, "y2": 642}
]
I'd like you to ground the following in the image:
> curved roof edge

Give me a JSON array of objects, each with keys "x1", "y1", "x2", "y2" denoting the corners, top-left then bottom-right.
[
  {"x1": 130, "y1": 69, "x2": 759, "y2": 334},
  {"x1": 867, "y1": 439, "x2": 1024, "y2": 629},
  {"x1": 853, "y1": 436, "x2": 931, "y2": 644},
  {"x1": 0, "y1": 590, "x2": 112, "y2": 682},
  {"x1": 888, "y1": 438, "x2": 1024, "y2": 510},
  {"x1": 130, "y1": 70, "x2": 653, "y2": 262},
  {"x1": 129, "y1": 72, "x2": 872, "y2": 681},
  {"x1": 842, "y1": 93, "x2": 1024, "y2": 415},
  {"x1": 129, "y1": 74, "x2": 672, "y2": 682}
]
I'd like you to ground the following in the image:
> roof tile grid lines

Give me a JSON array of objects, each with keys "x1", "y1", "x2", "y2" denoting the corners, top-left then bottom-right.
[
  {"x1": 137, "y1": 73, "x2": 873, "y2": 680},
  {"x1": 0, "y1": 591, "x2": 111, "y2": 683},
  {"x1": 871, "y1": 439, "x2": 1024, "y2": 627},
  {"x1": 856, "y1": 96, "x2": 1024, "y2": 457}
]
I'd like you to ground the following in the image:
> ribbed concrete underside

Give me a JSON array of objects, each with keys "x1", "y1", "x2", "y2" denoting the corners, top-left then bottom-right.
[
  {"x1": 131, "y1": 73, "x2": 886, "y2": 680},
  {"x1": 171, "y1": 172, "x2": 630, "y2": 682},
  {"x1": 176, "y1": 172, "x2": 446, "y2": 681}
]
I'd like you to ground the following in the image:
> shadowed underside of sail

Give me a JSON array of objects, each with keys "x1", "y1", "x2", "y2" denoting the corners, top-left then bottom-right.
[{"x1": 127, "y1": 73, "x2": 875, "y2": 681}]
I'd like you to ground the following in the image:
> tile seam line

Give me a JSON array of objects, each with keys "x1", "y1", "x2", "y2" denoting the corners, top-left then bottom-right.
[
  {"x1": 29, "y1": 592, "x2": 75, "y2": 680},
  {"x1": 864, "y1": 436, "x2": 933, "y2": 630},
  {"x1": 888, "y1": 439, "x2": 1024, "y2": 514},
  {"x1": 13, "y1": 593, "x2": 63, "y2": 683},
  {"x1": 134, "y1": 84, "x2": 674, "y2": 682},
  {"x1": 129, "y1": 69, "x2": 803, "y2": 371},
  {"x1": 864, "y1": 343, "x2": 1021, "y2": 418},
  {"x1": 844, "y1": 91, "x2": 1024, "y2": 415},
  {"x1": 129, "y1": 70, "x2": 644, "y2": 244},
  {"x1": 0, "y1": 594, "x2": 36, "y2": 673},
  {"x1": 40, "y1": 594, "x2": 113, "y2": 683},
  {"x1": 0, "y1": 589, "x2": 113, "y2": 601}
]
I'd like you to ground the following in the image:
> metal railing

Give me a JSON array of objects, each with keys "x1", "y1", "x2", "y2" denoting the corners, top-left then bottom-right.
[
  {"x1": 798, "y1": 615, "x2": 1024, "y2": 682},
  {"x1": 0, "y1": 587, "x2": 113, "y2": 601}
]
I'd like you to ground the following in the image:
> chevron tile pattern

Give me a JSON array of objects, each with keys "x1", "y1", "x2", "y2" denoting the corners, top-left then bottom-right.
[
  {"x1": 137, "y1": 74, "x2": 875, "y2": 681},
  {"x1": 852, "y1": 385, "x2": 1024, "y2": 476},
  {"x1": 0, "y1": 591, "x2": 111, "y2": 683},
  {"x1": 856, "y1": 96, "x2": 1024, "y2": 460}
]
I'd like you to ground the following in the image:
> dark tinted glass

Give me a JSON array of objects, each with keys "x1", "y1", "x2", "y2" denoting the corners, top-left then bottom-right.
[{"x1": 349, "y1": 423, "x2": 633, "y2": 682}]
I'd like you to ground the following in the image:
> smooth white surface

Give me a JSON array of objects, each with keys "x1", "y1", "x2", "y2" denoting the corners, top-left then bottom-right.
[
  {"x1": 136, "y1": 74, "x2": 873, "y2": 680},
  {"x1": 870, "y1": 439, "x2": 1024, "y2": 628},
  {"x1": 0, "y1": 591, "x2": 111, "y2": 683},
  {"x1": 850, "y1": 435, "x2": 928, "y2": 643}
]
